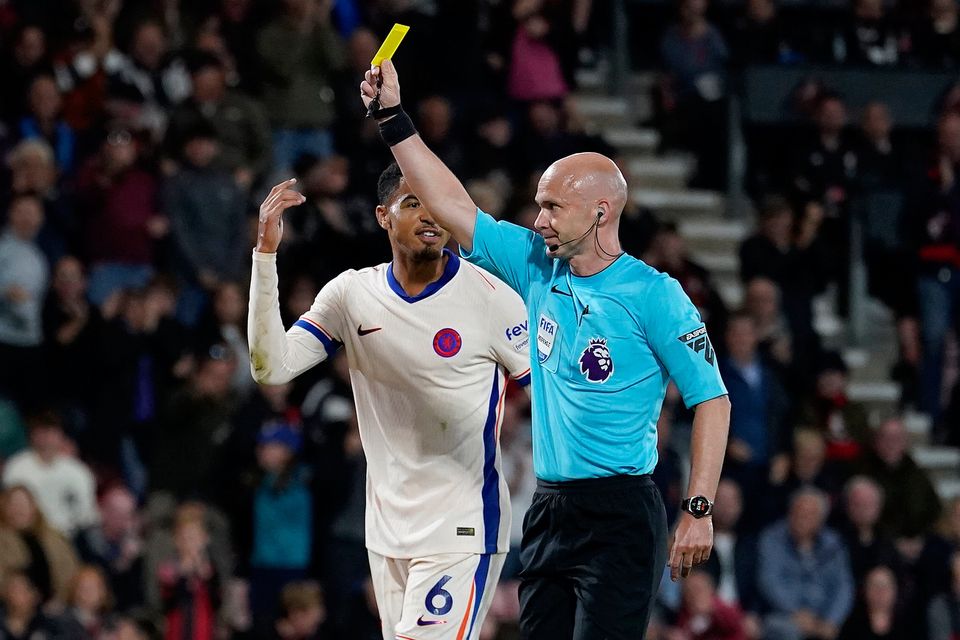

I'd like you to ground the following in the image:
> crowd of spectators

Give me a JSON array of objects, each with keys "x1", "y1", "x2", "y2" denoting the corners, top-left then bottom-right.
[{"x1": 0, "y1": 0, "x2": 958, "y2": 639}]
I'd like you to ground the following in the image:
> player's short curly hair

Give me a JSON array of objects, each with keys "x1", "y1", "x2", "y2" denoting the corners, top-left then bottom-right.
[{"x1": 377, "y1": 162, "x2": 404, "y2": 205}]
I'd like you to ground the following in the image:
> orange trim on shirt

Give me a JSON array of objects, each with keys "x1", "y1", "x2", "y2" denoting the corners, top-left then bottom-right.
[
  {"x1": 298, "y1": 316, "x2": 334, "y2": 341},
  {"x1": 455, "y1": 581, "x2": 477, "y2": 640},
  {"x1": 467, "y1": 263, "x2": 497, "y2": 290}
]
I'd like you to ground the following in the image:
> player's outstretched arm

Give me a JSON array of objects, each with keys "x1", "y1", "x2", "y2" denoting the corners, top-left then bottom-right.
[
  {"x1": 248, "y1": 180, "x2": 326, "y2": 385},
  {"x1": 360, "y1": 59, "x2": 479, "y2": 252}
]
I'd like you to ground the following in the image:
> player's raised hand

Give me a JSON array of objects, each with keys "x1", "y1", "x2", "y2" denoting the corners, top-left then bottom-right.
[
  {"x1": 256, "y1": 178, "x2": 305, "y2": 254},
  {"x1": 360, "y1": 58, "x2": 401, "y2": 113}
]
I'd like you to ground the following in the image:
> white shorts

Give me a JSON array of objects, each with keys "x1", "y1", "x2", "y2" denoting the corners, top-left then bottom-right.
[{"x1": 368, "y1": 550, "x2": 506, "y2": 640}]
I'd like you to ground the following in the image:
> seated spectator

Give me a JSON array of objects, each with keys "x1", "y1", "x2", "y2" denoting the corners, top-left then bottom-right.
[
  {"x1": 74, "y1": 127, "x2": 164, "y2": 307},
  {"x1": 517, "y1": 100, "x2": 614, "y2": 176},
  {"x1": 2, "y1": 410, "x2": 98, "y2": 537},
  {"x1": 197, "y1": 281, "x2": 253, "y2": 398},
  {"x1": 666, "y1": 569, "x2": 748, "y2": 640},
  {"x1": 18, "y1": 74, "x2": 76, "y2": 174},
  {"x1": 856, "y1": 102, "x2": 904, "y2": 193},
  {"x1": 0, "y1": 571, "x2": 61, "y2": 639},
  {"x1": 415, "y1": 96, "x2": 466, "y2": 177},
  {"x1": 658, "y1": 0, "x2": 729, "y2": 188},
  {"x1": 74, "y1": 484, "x2": 146, "y2": 612},
  {"x1": 0, "y1": 485, "x2": 79, "y2": 605},
  {"x1": 614, "y1": 155, "x2": 660, "y2": 258},
  {"x1": 0, "y1": 24, "x2": 53, "y2": 124},
  {"x1": 257, "y1": 0, "x2": 345, "y2": 173},
  {"x1": 273, "y1": 581, "x2": 329, "y2": 640},
  {"x1": 743, "y1": 278, "x2": 793, "y2": 376},
  {"x1": 928, "y1": 551, "x2": 960, "y2": 640},
  {"x1": 164, "y1": 52, "x2": 272, "y2": 189},
  {"x1": 156, "y1": 508, "x2": 222, "y2": 640},
  {"x1": 229, "y1": 423, "x2": 313, "y2": 627},
  {"x1": 911, "y1": 0, "x2": 960, "y2": 69},
  {"x1": 729, "y1": 0, "x2": 797, "y2": 66},
  {"x1": 797, "y1": 351, "x2": 871, "y2": 462},
  {"x1": 855, "y1": 417, "x2": 941, "y2": 538},
  {"x1": 702, "y1": 479, "x2": 761, "y2": 628},
  {"x1": 839, "y1": 565, "x2": 909, "y2": 639},
  {"x1": 768, "y1": 429, "x2": 846, "y2": 524},
  {"x1": 833, "y1": 0, "x2": 901, "y2": 66},
  {"x1": 106, "y1": 19, "x2": 191, "y2": 115},
  {"x1": 646, "y1": 223, "x2": 728, "y2": 338},
  {"x1": 0, "y1": 194, "x2": 49, "y2": 410},
  {"x1": 719, "y1": 312, "x2": 791, "y2": 527},
  {"x1": 163, "y1": 123, "x2": 247, "y2": 327},
  {"x1": 758, "y1": 487, "x2": 854, "y2": 640},
  {"x1": 840, "y1": 476, "x2": 901, "y2": 582},
  {"x1": 506, "y1": 1, "x2": 570, "y2": 104},
  {"x1": 61, "y1": 564, "x2": 114, "y2": 639}
]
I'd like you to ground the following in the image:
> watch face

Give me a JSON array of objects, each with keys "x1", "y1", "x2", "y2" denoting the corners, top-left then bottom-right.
[{"x1": 689, "y1": 496, "x2": 710, "y2": 516}]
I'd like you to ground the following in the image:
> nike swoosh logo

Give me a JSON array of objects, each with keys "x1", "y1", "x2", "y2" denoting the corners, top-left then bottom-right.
[
  {"x1": 416, "y1": 616, "x2": 447, "y2": 626},
  {"x1": 357, "y1": 325, "x2": 382, "y2": 336},
  {"x1": 550, "y1": 285, "x2": 572, "y2": 297}
]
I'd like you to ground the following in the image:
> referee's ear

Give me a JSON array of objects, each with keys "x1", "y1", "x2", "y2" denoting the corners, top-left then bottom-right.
[{"x1": 375, "y1": 204, "x2": 391, "y2": 231}]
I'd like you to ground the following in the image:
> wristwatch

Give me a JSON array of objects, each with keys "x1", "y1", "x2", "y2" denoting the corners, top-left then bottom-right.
[{"x1": 681, "y1": 495, "x2": 713, "y2": 519}]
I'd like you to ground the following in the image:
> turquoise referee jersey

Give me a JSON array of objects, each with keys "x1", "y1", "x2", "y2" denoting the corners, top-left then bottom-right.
[{"x1": 462, "y1": 210, "x2": 728, "y2": 481}]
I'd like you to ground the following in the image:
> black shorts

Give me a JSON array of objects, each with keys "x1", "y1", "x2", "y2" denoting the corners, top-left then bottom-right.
[{"x1": 518, "y1": 474, "x2": 668, "y2": 640}]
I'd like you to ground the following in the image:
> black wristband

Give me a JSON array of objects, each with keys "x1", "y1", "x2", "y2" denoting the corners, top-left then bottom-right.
[
  {"x1": 378, "y1": 110, "x2": 418, "y2": 147},
  {"x1": 372, "y1": 104, "x2": 403, "y2": 121}
]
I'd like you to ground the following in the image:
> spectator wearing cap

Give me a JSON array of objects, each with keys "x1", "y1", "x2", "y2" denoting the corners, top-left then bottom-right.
[
  {"x1": 0, "y1": 194, "x2": 49, "y2": 409},
  {"x1": 2, "y1": 410, "x2": 98, "y2": 537},
  {"x1": 75, "y1": 127, "x2": 164, "y2": 307},
  {"x1": 164, "y1": 52, "x2": 272, "y2": 189},
  {"x1": 855, "y1": 417, "x2": 941, "y2": 539},
  {"x1": 162, "y1": 122, "x2": 247, "y2": 327},
  {"x1": 226, "y1": 422, "x2": 313, "y2": 630},
  {"x1": 797, "y1": 351, "x2": 871, "y2": 462}
]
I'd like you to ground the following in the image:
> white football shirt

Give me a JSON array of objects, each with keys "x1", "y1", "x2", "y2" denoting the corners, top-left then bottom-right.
[{"x1": 248, "y1": 249, "x2": 530, "y2": 558}]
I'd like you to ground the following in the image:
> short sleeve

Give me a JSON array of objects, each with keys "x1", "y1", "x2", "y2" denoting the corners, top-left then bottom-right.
[
  {"x1": 292, "y1": 272, "x2": 348, "y2": 357},
  {"x1": 643, "y1": 276, "x2": 727, "y2": 409},
  {"x1": 460, "y1": 209, "x2": 545, "y2": 297},
  {"x1": 486, "y1": 278, "x2": 532, "y2": 387}
]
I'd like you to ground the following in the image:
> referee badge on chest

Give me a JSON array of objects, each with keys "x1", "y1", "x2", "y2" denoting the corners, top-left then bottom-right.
[{"x1": 536, "y1": 313, "x2": 558, "y2": 363}]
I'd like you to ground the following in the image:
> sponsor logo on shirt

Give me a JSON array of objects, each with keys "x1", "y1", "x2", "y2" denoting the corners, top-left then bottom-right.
[
  {"x1": 678, "y1": 326, "x2": 715, "y2": 365},
  {"x1": 579, "y1": 337, "x2": 614, "y2": 383},
  {"x1": 505, "y1": 321, "x2": 529, "y2": 353}
]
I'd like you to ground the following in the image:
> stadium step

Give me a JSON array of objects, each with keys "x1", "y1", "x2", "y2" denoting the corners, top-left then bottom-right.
[
  {"x1": 571, "y1": 95, "x2": 631, "y2": 126},
  {"x1": 603, "y1": 126, "x2": 661, "y2": 155},
  {"x1": 935, "y1": 478, "x2": 960, "y2": 501},
  {"x1": 629, "y1": 155, "x2": 694, "y2": 190}
]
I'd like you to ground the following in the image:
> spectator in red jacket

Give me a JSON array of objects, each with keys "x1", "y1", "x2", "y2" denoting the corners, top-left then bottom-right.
[{"x1": 667, "y1": 569, "x2": 748, "y2": 640}]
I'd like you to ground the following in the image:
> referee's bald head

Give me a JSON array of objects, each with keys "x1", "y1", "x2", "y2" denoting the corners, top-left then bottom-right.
[{"x1": 543, "y1": 152, "x2": 629, "y2": 220}]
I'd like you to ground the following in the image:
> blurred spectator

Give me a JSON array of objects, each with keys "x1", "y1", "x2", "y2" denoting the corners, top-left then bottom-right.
[
  {"x1": 149, "y1": 348, "x2": 236, "y2": 500},
  {"x1": 0, "y1": 24, "x2": 53, "y2": 124},
  {"x1": 256, "y1": 0, "x2": 345, "y2": 172},
  {"x1": 416, "y1": 95, "x2": 466, "y2": 177},
  {"x1": 666, "y1": 570, "x2": 747, "y2": 640},
  {"x1": 0, "y1": 194, "x2": 49, "y2": 409},
  {"x1": 840, "y1": 476, "x2": 901, "y2": 582},
  {"x1": 768, "y1": 429, "x2": 846, "y2": 524},
  {"x1": 0, "y1": 485, "x2": 80, "y2": 605},
  {"x1": 928, "y1": 551, "x2": 960, "y2": 640},
  {"x1": 701, "y1": 479, "x2": 761, "y2": 622},
  {"x1": 742, "y1": 278, "x2": 792, "y2": 373},
  {"x1": 506, "y1": 0, "x2": 570, "y2": 103},
  {"x1": 2, "y1": 410, "x2": 98, "y2": 537},
  {"x1": 156, "y1": 508, "x2": 221, "y2": 640},
  {"x1": 273, "y1": 581, "x2": 328, "y2": 640},
  {"x1": 0, "y1": 571, "x2": 61, "y2": 639},
  {"x1": 915, "y1": 111, "x2": 960, "y2": 430},
  {"x1": 856, "y1": 103, "x2": 904, "y2": 193},
  {"x1": 797, "y1": 351, "x2": 871, "y2": 462},
  {"x1": 61, "y1": 564, "x2": 114, "y2": 638},
  {"x1": 518, "y1": 100, "x2": 613, "y2": 175},
  {"x1": 75, "y1": 128, "x2": 164, "y2": 307},
  {"x1": 163, "y1": 123, "x2": 247, "y2": 327},
  {"x1": 107, "y1": 20, "x2": 191, "y2": 113},
  {"x1": 164, "y1": 52, "x2": 272, "y2": 189},
  {"x1": 5, "y1": 137, "x2": 74, "y2": 264},
  {"x1": 467, "y1": 110, "x2": 524, "y2": 186},
  {"x1": 758, "y1": 487, "x2": 854, "y2": 640},
  {"x1": 658, "y1": 0, "x2": 729, "y2": 189},
  {"x1": 198, "y1": 281, "x2": 252, "y2": 397},
  {"x1": 838, "y1": 565, "x2": 909, "y2": 639},
  {"x1": 211, "y1": 0, "x2": 264, "y2": 93},
  {"x1": 42, "y1": 257, "x2": 101, "y2": 428},
  {"x1": 74, "y1": 484, "x2": 145, "y2": 613},
  {"x1": 613, "y1": 155, "x2": 660, "y2": 258},
  {"x1": 229, "y1": 422, "x2": 313, "y2": 627},
  {"x1": 911, "y1": 0, "x2": 960, "y2": 69},
  {"x1": 653, "y1": 391, "x2": 685, "y2": 528},
  {"x1": 855, "y1": 417, "x2": 941, "y2": 538},
  {"x1": 499, "y1": 393, "x2": 535, "y2": 581},
  {"x1": 833, "y1": 0, "x2": 901, "y2": 66},
  {"x1": 647, "y1": 223, "x2": 728, "y2": 335},
  {"x1": 719, "y1": 312, "x2": 791, "y2": 527},
  {"x1": 18, "y1": 74, "x2": 75, "y2": 175},
  {"x1": 729, "y1": 0, "x2": 797, "y2": 67}
]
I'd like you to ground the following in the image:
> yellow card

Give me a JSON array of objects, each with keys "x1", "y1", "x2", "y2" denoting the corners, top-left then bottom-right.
[{"x1": 371, "y1": 23, "x2": 410, "y2": 67}]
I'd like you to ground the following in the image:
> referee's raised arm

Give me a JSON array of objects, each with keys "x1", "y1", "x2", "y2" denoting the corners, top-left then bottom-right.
[{"x1": 360, "y1": 60, "x2": 479, "y2": 252}]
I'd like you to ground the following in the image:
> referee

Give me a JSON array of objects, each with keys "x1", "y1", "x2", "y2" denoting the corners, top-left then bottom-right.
[{"x1": 362, "y1": 61, "x2": 731, "y2": 640}]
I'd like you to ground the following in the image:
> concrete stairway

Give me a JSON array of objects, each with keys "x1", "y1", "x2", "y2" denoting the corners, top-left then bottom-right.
[{"x1": 571, "y1": 69, "x2": 960, "y2": 500}]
